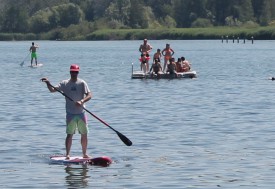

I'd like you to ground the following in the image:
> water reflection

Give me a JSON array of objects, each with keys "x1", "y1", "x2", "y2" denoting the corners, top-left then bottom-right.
[{"x1": 65, "y1": 165, "x2": 90, "y2": 188}]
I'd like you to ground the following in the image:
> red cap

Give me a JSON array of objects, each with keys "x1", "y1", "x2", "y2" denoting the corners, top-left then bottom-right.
[{"x1": 70, "y1": 64, "x2": 80, "y2": 71}]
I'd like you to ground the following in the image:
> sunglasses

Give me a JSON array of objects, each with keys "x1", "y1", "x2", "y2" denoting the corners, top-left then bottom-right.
[{"x1": 70, "y1": 71, "x2": 79, "y2": 74}]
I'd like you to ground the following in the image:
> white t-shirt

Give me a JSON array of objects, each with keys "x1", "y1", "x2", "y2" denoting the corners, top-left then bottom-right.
[{"x1": 56, "y1": 78, "x2": 90, "y2": 114}]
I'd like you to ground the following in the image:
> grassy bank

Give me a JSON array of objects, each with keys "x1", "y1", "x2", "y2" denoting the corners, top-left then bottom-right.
[
  {"x1": 1, "y1": 26, "x2": 275, "y2": 41},
  {"x1": 87, "y1": 26, "x2": 275, "y2": 40}
]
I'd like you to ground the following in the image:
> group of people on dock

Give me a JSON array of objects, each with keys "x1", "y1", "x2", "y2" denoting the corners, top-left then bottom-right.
[{"x1": 138, "y1": 39, "x2": 191, "y2": 77}]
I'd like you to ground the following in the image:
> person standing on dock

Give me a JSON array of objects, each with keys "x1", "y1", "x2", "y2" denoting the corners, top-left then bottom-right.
[
  {"x1": 153, "y1": 48, "x2": 162, "y2": 63},
  {"x1": 139, "y1": 39, "x2": 152, "y2": 73},
  {"x1": 29, "y1": 42, "x2": 39, "y2": 66},
  {"x1": 161, "y1": 44, "x2": 174, "y2": 72},
  {"x1": 139, "y1": 53, "x2": 149, "y2": 73}
]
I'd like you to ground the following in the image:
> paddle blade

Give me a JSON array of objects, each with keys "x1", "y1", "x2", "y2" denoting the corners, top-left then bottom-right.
[
  {"x1": 116, "y1": 131, "x2": 132, "y2": 146},
  {"x1": 20, "y1": 61, "x2": 24, "y2": 66}
]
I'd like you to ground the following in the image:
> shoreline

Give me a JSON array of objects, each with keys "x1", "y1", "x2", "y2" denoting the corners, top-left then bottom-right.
[{"x1": 1, "y1": 26, "x2": 275, "y2": 41}]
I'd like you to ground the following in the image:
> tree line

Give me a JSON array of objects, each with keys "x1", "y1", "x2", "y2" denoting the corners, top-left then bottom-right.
[{"x1": 0, "y1": 0, "x2": 275, "y2": 39}]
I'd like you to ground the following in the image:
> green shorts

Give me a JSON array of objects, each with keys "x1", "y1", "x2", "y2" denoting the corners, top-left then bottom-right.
[
  {"x1": 31, "y1": 52, "x2": 37, "y2": 58},
  {"x1": 66, "y1": 113, "x2": 89, "y2": 134}
]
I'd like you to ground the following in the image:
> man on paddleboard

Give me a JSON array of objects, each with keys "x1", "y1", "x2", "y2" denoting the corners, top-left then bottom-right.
[
  {"x1": 41, "y1": 64, "x2": 92, "y2": 160},
  {"x1": 29, "y1": 42, "x2": 39, "y2": 66}
]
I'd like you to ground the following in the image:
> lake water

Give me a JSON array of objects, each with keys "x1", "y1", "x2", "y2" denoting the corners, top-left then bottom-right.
[{"x1": 1, "y1": 39, "x2": 275, "y2": 188}]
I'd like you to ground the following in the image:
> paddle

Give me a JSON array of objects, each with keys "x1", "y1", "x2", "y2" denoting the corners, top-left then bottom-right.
[
  {"x1": 20, "y1": 52, "x2": 31, "y2": 66},
  {"x1": 42, "y1": 81, "x2": 132, "y2": 146}
]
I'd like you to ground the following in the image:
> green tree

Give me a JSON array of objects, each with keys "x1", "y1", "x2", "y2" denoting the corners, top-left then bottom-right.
[
  {"x1": 191, "y1": 18, "x2": 213, "y2": 27},
  {"x1": 48, "y1": 9, "x2": 60, "y2": 28},
  {"x1": 2, "y1": 6, "x2": 29, "y2": 32},
  {"x1": 147, "y1": 0, "x2": 173, "y2": 18},
  {"x1": 129, "y1": 0, "x2": 148, "y2": 28},
  {"x1": 29, "y1": 9, "x2": 52, "y2": 33},
  {"x1": 231, "y1": 0, "x2": 254, "y2": 23},
  {"x1": 26, "y1": 0, "x2": 69, "y2": 15},
  {"x1": 57, "y1": 3, "x2": 83, "y2": 27},
  {"x1": 163, "y1": 15, "x2": 176, "y2": 28},
  {"x1": 252, "y1": 0, "x2": 264, "y2": 18},
  {"x1": 30, "y1": 3, "x2": 83, "y2": 33},
  {"x1": 173, "y1": 0, "x2": 189, "y2": 27},
  {"x1": 2, "y1": 0, "x2": 275, "y2": 35},
  {"x1": 258, "y1": 0, "x2": 275, "y2": 25},
  {"x1": 207, "y1": 0, "x2": 233, "y2": 25},
  {"x1": 92, "y1": 0, "x2": 112, "y2": 19},
  {"x1": 173, "y1": 0, "x2": 209, "y2": 27},
  {"x1": 80, "y1": 0, "x2": 95, "y2": 21},
  {"x1": 105, "y1": 0, "x2": 131, "y2": 26}
]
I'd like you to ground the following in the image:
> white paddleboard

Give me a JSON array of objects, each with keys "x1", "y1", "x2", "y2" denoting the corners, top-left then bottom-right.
[{"x1": 29, "y1": 63, "x2": 43, "y2": 68}]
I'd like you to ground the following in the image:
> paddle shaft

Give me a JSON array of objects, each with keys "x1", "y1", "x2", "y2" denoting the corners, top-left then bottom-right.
[
  {"x1": 45, "y1": 82, "x2": 132, "y2": 146},
  {"x1": 20, "y1": 52, "x2": 31, "y2": 66}
]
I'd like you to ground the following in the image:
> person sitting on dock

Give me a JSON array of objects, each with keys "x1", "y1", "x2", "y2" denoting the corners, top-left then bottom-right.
[
  {"x1": 150, "y1": 58, "x2": 163, "y2": 78},
  {"x1": 166, "y1": 58, "x2": 177, "y2": 77},
  {"x1": 181, "y1": 57, "x2": 191, "y2": 72},
  {"x1": 176, "y1": 58, "x2": 183, "y2": 72}
]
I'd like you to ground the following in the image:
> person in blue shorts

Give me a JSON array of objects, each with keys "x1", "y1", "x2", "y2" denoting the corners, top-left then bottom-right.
[
  {"x1": 41, "y1": 64, "x2": 92, "y2": 160},
  {"x1": 29, "y1": 42, "x2": 39, "y2": 66}
]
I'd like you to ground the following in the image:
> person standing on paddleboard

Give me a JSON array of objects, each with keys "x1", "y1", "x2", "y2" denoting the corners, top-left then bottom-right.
[
  {"x1": 29, "y1": 42, "x2": 39, "y2": 66},
  {"x1": 41, "y1": 64, "x2": 92, "y2": 160}
]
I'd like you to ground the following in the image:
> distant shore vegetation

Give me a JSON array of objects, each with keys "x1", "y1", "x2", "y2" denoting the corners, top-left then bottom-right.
[
  {"x1": 1, "y1": 0, "x2": 275, "y2": 41},
  {"x1": 1, "y1": 26, "x2": 275, "y2": 41}
]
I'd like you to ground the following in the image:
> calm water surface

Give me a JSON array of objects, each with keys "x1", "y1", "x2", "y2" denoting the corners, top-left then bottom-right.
[{"x1": 1, "y1": 40, "x2": 275, "y2": 188}]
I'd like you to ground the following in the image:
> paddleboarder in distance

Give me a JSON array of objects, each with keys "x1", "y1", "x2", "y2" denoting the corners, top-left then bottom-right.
[
  {"x1": 29, "y1": 42, "x2": 39, "y2": 66},
  {"x1": 41, "y1": 64, "x2": 92, "y2": 160}
]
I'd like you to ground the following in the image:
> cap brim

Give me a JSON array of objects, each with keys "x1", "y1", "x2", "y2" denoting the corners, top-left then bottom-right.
[{"x1": 70, "y1": 69, "x2": 79, "y2": 71}]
